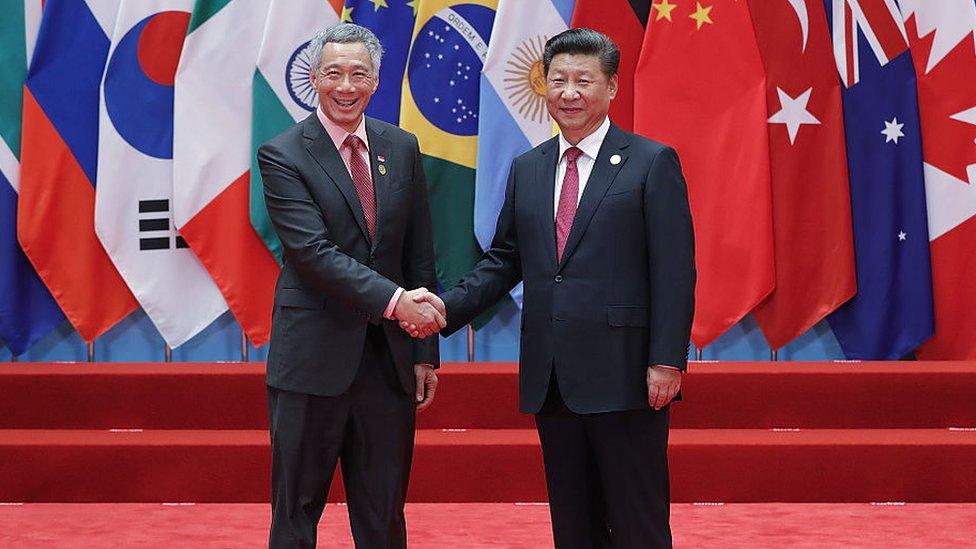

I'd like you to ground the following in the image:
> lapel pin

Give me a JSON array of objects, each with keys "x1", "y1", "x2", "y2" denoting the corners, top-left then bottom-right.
[
  {"x1": 610, "y1": 154, "x2": 621, "y2": 165},
  {"x1": 377, "y1": 155, "x2": 385, "y2": 162},
  {"x1": 378, "y1": 164, "x2": 387, "y2": 176}
]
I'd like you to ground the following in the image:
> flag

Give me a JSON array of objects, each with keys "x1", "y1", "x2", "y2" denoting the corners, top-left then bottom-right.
[
  {"x1": 0, "y1": 0, "x2": 63, "y2": 355},
  {"x1": 250, "y1": 0, "x2": 340, "y2": 264},
  {"x1": 900, "y1": 1, "x2": 976, "y2": 359},
  {"x1": 824, "y1": 0, "x2": 934, "y2": 359},
  {"x1": 173, "y1": 0, "x2": 278, "y2": 347},
  {"x1": 342, "y1": 0, "x2": 417, "y2": 125},
  {"x1": 571, "y1": 0, "x2": 648, "y2": 131},
  {"x1": 633, "y1": 0, "x2": 774, "y2": 347},
  {"x1": 399, "y1": 0, "x2": 497, "y2": 290},
  {"x1": 95, "y1": 0, "x2": 227, "y2": 347},
  {"x1": 18, "y1": 0, "x2": 137, "y2": 343},
  {"x1": 748, "y1": 0, "x2": 856, "y2": 350},
  {"x1": 474, "y1": 0, "x2": 573, "y2": 307}
]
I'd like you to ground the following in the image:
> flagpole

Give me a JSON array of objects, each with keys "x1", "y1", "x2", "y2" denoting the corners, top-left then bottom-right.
[
  {"x1": 241, "y1": 331, "x2": 249, "y2": 362},
  {"x1": 164, "y1": 344, "x2": 172, "y2": 363},
  {"x1": 87, "y1": 342, "x2": 95, "y2": 363},
  {"x1": 466, "y1": 325, "x2": 475, "y2": 362},
  {"x1": 770, "y1": 349, "x2": 779, "y2": 361},
  {"x1": 695, "y1": 347, "x2": 703, "y2": 361},
  {"x1": 10, "y1": 354, "x2": 18, "y2": 363}
]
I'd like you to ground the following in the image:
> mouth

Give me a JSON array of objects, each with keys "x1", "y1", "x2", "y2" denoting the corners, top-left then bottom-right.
[
  {"x1": 559, "y1": 107, "x2": 583, "y2": 115},
  {"x1": 332, "y1": 97, "x2": 359, "y2": 109}
]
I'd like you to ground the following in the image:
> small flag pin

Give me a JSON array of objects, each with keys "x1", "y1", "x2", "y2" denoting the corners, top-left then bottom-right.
[
  {"x1": 610, "y1": 154, "x2": 621, "y2": 165},
  {"x1": 377, "y1": 155, "x2": 385, "y2": 162}
]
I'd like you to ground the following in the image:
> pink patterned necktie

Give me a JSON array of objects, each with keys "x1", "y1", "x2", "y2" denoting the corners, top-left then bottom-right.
[
  {"x1": 555, "y1": 146, "x2": 583, "y2": 262},
  {"x1": 344, "y1": 134, "x2": 376, "y2": 239}
]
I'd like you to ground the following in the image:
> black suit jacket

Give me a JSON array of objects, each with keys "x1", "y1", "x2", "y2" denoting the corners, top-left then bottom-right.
[
  {"x1": 258, "y1": 114, "x2": 439, "y2": 397},
  {"x1": 441, "y1": 123, "x2": 695, "y2": 414}
]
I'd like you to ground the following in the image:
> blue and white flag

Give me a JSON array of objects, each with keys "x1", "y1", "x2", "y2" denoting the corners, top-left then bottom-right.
[
  {"x1": 474, "y1": 0, "x2": 574, "y2": 307},
  {"x1": 825, "y1": 0, "x2": 934, "y2": 358}
]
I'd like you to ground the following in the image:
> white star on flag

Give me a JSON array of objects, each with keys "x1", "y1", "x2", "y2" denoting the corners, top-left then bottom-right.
[
  {"x1": 881, "y1": 117, "x2": 905, "y2": 143},
  {"x1": 767, "y1": 87, "x2": 821, "y2": 144},
  {"x1": 898, "y1": 231, "x2": 907, "y2": 241}
]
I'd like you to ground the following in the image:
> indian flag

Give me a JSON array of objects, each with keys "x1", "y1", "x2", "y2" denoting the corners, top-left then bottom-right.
[
  {"x1": 173, "y1": 0, "x2": 278, "y2": 346},
  {"x1": 250, "y1": 0, "x2": 340, "y2": 262},
  {"x1": 399, "y1": 0, "x2": 497, "y2": 291}
]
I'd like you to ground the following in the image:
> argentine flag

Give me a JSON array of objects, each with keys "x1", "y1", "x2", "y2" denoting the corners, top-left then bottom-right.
[{"x1": 474, "y1": 0, "x2": 575, "y2": 307}]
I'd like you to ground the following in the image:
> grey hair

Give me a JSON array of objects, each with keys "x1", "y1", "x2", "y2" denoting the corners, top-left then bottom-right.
[{"x1": 307, "y1": 23, "x2": 384, "y2": 75}]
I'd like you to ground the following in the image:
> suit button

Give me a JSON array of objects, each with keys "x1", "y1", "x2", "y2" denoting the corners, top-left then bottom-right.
[{"x1": 554, "y1": 275, "x2": 563, "y2": 283}]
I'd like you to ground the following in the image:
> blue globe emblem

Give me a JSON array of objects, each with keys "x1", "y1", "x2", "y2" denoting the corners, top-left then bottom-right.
[
  {"x1": 407, "y1": 4, "x2": 495, "y2": 136},
  {"x1": 286, "y1": 40, "x2": 318, "y2": 112}
]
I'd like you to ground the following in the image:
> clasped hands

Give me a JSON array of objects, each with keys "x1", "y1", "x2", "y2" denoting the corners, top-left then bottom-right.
[{"x1": 393, "y1": 287, "x2": 447, "y2": 338}]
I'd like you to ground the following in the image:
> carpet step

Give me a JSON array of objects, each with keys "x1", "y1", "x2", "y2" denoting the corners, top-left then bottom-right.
[
  {"x1": 3, "y1": 362, "x2": 976, "y2": 430},
  {"x1": 2, "y1": 428, "x2": 974, "y2": 503}
]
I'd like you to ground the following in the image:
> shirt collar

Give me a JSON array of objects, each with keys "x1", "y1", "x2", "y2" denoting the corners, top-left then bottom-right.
[
  {"x1": 558, "y1": 116, "x2": 611, "y2": 161},
  {"x1": 317, "y1": 106, "x2": 369, "y2": 152}
]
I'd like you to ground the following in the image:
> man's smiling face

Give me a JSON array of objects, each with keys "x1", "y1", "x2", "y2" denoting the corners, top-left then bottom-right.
[{"x1": 311, "y1": 41, "x2": 379, "y2": 133}]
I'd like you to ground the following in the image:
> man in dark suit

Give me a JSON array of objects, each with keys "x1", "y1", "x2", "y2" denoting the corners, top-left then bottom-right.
[
  {"x1": 258, "y1": 24, "x2": 444, "y2": 549},
  {"x1": 407, "y1": 28, "x2": 696, "y2": 548}
]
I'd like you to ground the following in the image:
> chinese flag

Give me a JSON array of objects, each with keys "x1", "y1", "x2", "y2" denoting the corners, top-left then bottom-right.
[
  {"x1": 634, "y1": 0, "x2": 774, "y2": 347},
  {"x1": 748, "y1": 0, "x2": 856, "y2": 350},
  {"x1": 572, "y1": 0, "x2": 651, "y2": 131}
]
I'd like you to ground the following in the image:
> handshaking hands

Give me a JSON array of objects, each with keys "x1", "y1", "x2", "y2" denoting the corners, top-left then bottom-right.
[
  {"x1": 395, "y1": 289, "x2": 447, "y2": 338},
  {"x1": 393, "y1": 287, "x2": 447, "y2": 338}
]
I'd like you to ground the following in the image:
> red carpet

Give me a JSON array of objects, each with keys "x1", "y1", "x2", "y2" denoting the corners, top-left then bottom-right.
[
  {"x1": 1, "y1": 503, "x2": 974, "y2": 548},
  {"x1": 1, "y1": 361, "x2": 975, "y2": 502}
]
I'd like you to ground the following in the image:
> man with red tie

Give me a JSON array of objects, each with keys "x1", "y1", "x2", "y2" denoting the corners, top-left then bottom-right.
[
  {"x1": 409, "y1": 28, "x2": 696, "y2": 548},
  {"x1": 258, "y1": 24, "x2": 444, "y2": 548}
]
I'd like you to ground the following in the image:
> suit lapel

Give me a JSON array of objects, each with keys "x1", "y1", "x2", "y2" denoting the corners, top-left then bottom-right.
[
  {"x1": 557, "y1": 123, "x2": 631, "y2": 271},
  {"x1": 303, "y1": 114, "x2": 370, "y2": 243},
  {"x1": 365, "y1": 119, "x2": 392, "y2": 254},
  {"x1": 537, "y1": 137, "x2": 560, "y2": 268}
]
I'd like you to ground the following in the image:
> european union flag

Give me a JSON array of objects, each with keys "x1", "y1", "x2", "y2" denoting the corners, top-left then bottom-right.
[
  {"x1": 342, "y1": 0, "x2": 416, "y2": 124},
  {"x1": 825, "y1": 1, "x2": 934, "y2": 359}
]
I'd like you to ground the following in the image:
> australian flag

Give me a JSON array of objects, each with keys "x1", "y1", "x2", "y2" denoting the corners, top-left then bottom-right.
[
  {"x1": 825, "y1": 0, "x2": 934, "y2": 359},
  {"x1": 342, "y1": 0, "x2": 416, "y2": 124}
]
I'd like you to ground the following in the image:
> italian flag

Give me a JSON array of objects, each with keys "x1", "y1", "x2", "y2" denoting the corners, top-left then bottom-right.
[{"x1": 173, "y1": 0, "x2": 278, "y2": 346}]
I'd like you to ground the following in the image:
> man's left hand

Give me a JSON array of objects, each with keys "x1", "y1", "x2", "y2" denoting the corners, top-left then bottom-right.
[
  {"x1": 415, "y1": 364, "x2": 438, "y2": 411},
  {"x1": 647, "y1": 365, "x2": 681, "y2": 410}
]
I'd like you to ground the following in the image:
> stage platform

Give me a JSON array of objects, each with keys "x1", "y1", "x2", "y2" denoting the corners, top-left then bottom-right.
[{"x1": 1, "y1": 361, "x2": 975, "y2": 503}]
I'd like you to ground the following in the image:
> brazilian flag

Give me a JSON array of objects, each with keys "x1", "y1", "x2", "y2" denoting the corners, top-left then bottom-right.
[{"x1": 399, "y1": 0, "x2": 497, "y2": 296}]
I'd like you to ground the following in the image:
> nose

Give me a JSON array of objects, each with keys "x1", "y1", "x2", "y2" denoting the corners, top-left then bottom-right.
[{"x1": 560, "y1": 85, "x2": 581, "y2": 100}]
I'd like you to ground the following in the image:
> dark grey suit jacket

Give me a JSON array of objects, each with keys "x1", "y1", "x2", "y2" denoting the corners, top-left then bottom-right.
[
  {"x1": 441, "y1": 123, "x2": 695, "y2": 414},
  {"x1": 258, "y1": 114, "x2": 439, "y2": 397}
]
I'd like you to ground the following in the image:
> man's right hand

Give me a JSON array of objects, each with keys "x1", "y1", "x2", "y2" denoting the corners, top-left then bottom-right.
[
  {"x1": 399, "y1": 292, "x2": 447, "y2": 338},
  {"x1": 393, "y1": 287, "x2": 445, "y2": 338}
]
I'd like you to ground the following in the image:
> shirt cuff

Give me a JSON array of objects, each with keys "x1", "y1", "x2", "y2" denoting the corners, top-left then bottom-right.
[
  {"x1": 654, "y1": 364, "x2": 681, "y2": 371},
  {"x1": 383, "y1": 287, "x2": 404, "y2": 320}
]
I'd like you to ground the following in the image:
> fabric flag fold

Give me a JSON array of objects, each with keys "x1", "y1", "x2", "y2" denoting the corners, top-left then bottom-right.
[
  {"x1": 342, "y1": 0, "x2": 416, "y2": 125},
  {"x1": 824, "y1": 0, "x2": 934, "y2": 359},
  {"x1": 399, "y1": 0, "x2": 497, "y2": 290},
  {"x1": 900, "y1": 0, "x2": 976, "y2": 360},
  {"x1": 173, "y1": 0, "x2": 277, "y2": 347},
  {"x1": 95, "y1": 0, "x2": 227, "y2": 347},
  {"x1": 18, "y1": 0, "x2": 137, "y2": 343},
  {"x1": 250, "y1": 0, "x2": 340, "y2": 264},
  {"x1": 474, "y1": 0, "x2": 573, "y2": 307},
  {"x1": 0, "y1": 0, "x2": 63, "y2": 355},
  {"x1": 634, "y1": 0, "x2": 774, "y2": 347},
  {"x1": 571, "y1": 0, "x2": 647, "y2": 131},
  {"x1": 748, "y1": 0, "x2": 856, "y2": 350}
]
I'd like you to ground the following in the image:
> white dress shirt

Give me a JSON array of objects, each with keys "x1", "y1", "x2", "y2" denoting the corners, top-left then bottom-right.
[{"x1": 553, "y1": 116, "x2": 612, "y2": 219}]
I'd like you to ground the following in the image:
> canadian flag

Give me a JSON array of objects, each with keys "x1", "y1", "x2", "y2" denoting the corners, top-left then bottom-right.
[{"x1": 900, "y1": 1, "x2": 976, "y2": 359}]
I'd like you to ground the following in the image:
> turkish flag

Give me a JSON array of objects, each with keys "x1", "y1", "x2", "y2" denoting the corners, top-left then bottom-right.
[
  {"x1": 748, "y1": 0, "x2": 856, "y2": 350},
  {"x1": 571, "y1": 0, "x2": 650, "y2": 131},
  {"x1": 903, "y1": 3, "x2": 976, "y2": 359},
  {"x1": 634, "y1": 0, "x2": 774, "y2": 347}
]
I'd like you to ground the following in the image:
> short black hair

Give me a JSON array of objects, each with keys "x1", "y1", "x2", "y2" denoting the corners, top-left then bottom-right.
[{"x1": 543, "y1": 28, "x2": 620, "y2": 78}]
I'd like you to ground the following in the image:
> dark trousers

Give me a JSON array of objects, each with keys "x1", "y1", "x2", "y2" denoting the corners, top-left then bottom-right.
[
  {"x1": 268, "y1": 326, "x2": 416, "y2": 549},
  {"x1": 535, "y1": 374, "x2": 672, "y2": 549}
]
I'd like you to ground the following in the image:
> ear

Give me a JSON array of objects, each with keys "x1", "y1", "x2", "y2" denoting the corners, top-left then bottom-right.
[{"x1": 608, "y1": 73, "x2": 619, "y2": 101}]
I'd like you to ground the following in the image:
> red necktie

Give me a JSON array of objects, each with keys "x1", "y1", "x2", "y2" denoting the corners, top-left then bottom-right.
[
  {"x1": 344, "y1": 134, "x2": 376, "y2": 239},
  {"x1": 555, "y1": 147, "x2": 582, "y2": 262}
]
